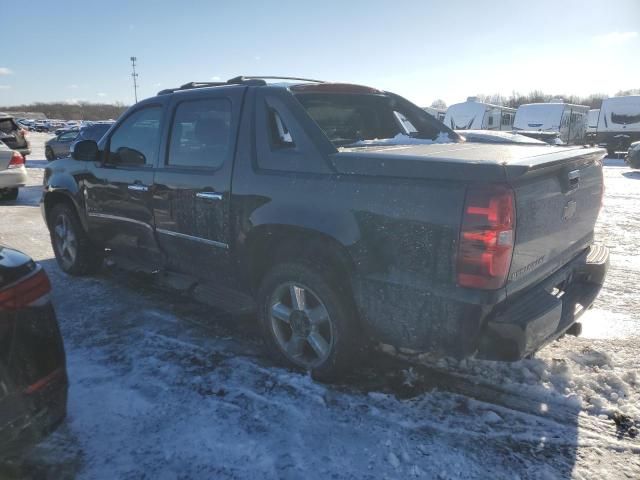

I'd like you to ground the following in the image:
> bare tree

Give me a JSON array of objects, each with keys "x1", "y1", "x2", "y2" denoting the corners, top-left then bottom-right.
[{"x1": 430, "y1": 99, "x2": 447, "y2": 110}]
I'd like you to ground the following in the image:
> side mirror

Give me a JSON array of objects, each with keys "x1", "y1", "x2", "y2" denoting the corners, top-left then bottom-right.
[{"x1": 72, "y1": 140, "x2": 99, "y2": 161}]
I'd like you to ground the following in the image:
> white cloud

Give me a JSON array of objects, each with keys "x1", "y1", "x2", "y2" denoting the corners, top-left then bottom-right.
[
  {"x1": 65, "y1": 98, "x2": 86, "y2": 105},
  {"x1": 69, "y1": 84, "x2": 79, "y2": 89},
  {"x1": 97, "y1": 92, "x2": 107, "y2": 97},
  {"x1": 211, "y1": 76, "x2": 221, "y2": 81},
  {"x1": 153, "y1": 82, "x2": 162, "y2": 87},
  {"x1": 0, "y1": 67, "x2": 12, "y2": 75},
  {"x1": 593, "y1": 31, "x2": 638, "y2": 47},
  {"x1": 0, "y1": 85, "x2": 11, "y2": 89}
]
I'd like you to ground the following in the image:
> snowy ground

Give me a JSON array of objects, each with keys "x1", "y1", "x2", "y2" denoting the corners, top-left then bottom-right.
[{"x1": 0, "y1": 133, "x2": 639, "y2": 479}]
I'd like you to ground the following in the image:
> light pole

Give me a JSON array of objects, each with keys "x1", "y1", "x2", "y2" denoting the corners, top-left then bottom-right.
[{"x1": 130, "y1": 56, "x2": 139, "y2": 103}]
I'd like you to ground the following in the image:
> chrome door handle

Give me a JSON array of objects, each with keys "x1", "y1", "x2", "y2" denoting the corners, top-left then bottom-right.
[
  {"x1": 128, "y1": 184, "x2": 149, "y2": 192},
  {"x1": 196, "y1": 192, "x2": 223, "y2": 201}
]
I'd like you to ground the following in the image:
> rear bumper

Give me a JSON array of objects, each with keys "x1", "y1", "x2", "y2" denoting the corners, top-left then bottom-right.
[
  {"x1": 0, "y1": 167, "x2": 28, "y2": 189},
  {"x1": 354, "y1": 244, "x2": 608, "y2": 361},
  {"x1": 476, "y1": 244, "x2": 609, "y2": 360}
]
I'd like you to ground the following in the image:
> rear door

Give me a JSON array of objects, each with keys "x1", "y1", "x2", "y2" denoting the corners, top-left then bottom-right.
[
  {"x1": 152, "y1": 87, "x2": 244, "y2": 284},
  {"x1": 85, "y1": 103, "x2": 165, "y2": 267}
]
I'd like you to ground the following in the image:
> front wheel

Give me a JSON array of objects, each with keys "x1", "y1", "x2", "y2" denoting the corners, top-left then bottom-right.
[
  {"x1": 257, "y1": 263, "x2": 359, "y2": 381},
  {"x1": 49, "y1": 203, "x2": 103, "y2": 275},
  {"x1": 45, "y1": 147, "x2": 54, "y2": 161}
]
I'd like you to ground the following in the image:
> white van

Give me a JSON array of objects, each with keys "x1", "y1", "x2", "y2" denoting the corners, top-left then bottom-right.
[
  {"x1": 596, "y1": 96, "x2": 640, "y2": 156},
  {"x1": 513, "y1": 102, "x2": 589, "y2": 144},
  {"x1": 443, "y1": 98, "x2": 516, "y2": 131}
]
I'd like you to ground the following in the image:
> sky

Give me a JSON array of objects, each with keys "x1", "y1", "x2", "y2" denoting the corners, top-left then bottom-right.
[{"x1": 1, "y1": 0, "x2": 638, "y2": 108}]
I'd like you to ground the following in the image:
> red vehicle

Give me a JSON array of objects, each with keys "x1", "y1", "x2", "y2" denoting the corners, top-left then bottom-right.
[{"x1": 0, "y1": 246, "x2": 68, "y2": 460}]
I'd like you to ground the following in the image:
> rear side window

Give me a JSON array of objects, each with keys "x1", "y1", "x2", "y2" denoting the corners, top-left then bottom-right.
[{"x1": 167, "y1": 98, "x2": 232, "y2": 169}]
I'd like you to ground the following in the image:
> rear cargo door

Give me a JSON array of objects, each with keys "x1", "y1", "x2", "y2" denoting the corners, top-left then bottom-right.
[{"x1": 506, "y1": 148, "x2": 604, "y2": 295}]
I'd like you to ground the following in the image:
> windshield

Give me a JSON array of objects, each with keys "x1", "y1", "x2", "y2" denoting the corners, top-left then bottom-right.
[{"x1": 293, "y1": 92, "x2": 455, "y2": 147}]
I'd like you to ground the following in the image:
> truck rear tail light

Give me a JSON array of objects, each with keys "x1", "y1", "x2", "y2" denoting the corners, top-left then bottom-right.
[
  {"x1": 8, "y1": 151, "x2": 25, "y2": 169},
  {"x1": 457, "y1": 185, "x2": 515, "y2": 289},
  {"x1": 0, "y1": 269, "x2": 51, "y2": 311}
]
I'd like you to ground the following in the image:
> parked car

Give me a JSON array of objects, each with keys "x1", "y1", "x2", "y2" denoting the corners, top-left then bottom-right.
[
  {"x1": 68, "y1": 122, "x2": 114, "y2": 155},
  {"x1": 0, "y1": 141, "x2": 27, "y2": 201},
  {"x1": 0, "y1": 246, "x2": 68, "y2": 460},
  {"x1": 0, "y1": 114, "x2": 31, "y2": 159},
  {"x1": 41, "y1": 76, "x2": 609, "y2": 379},
  {"x1": 45, "y1": 129, "x2": 79, "y2": 161},
  {"x1": 626, "y1": 141, "x2": 640, "y2": 169}
]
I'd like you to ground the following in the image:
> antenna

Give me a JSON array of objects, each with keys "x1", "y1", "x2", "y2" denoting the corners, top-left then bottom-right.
[{"x1": 130, "y1": 56, "x2": 139, "y2": 103}]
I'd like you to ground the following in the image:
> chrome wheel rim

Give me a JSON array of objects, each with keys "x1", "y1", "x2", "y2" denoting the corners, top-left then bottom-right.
[
  {"x1": 54, "y1": 213, "x2": 77, "y2": 269},
  {"x1": 269, "y1": 282, "x2": 334, "y2": 368}
]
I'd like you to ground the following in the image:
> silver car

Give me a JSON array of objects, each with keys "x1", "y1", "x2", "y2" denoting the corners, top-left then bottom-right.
[
  {"x1": 45, "y1": 129, "x2": 79, "y2": 161},
  {"x1": 0, "y1": 141, "x2": 28, "y2": 201}
]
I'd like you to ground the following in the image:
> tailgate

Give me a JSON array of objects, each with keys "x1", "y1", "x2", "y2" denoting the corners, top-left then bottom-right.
[{"x1": 505, "y1": 147, "x2": 605, "y2": 295}]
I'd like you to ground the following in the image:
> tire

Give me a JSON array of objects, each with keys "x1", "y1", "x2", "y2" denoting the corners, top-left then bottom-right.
[
  {"x1": 48, "y1": 203, "x2": 103, "y2": 275},
  {"x1": 257, "y1": 262, "x2": 359, "y2": 381},
  {"x1": 45, "y1": 147, "x2": 54, "y2": 161},
  {"x1": 0, "y1": 188, "x2": 18, "y2": 201}
]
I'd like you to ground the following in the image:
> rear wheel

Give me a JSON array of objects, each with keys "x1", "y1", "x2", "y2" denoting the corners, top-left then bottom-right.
[
  {"x1": 45, "y1": 147, "x2": 54, "y2": 161},
  {"x1": 0, "y1": 188, "x2": 18, "y2": 201},
  {"x1": 257, "y1": 262, "x2": 359, "y2": 381},
  {"x1": 49, "y1": 203, "x2": 103, "y2": 275}
]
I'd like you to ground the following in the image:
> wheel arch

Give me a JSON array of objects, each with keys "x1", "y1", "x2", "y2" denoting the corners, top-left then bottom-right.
[
  {"x1": 43, "y1": 188, "x2": 87, "y2": 231},
  {"x1": 242, "y1": 224, "x2": 359, "y2": 295}
]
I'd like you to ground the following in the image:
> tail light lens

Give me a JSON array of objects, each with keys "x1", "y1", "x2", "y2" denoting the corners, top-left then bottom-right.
[
  {"x1": 0, "y1": 269, "x2": 52, "y2": 311},
  {"x1": 457, "y1": 185, "x2": 515, "y2": 289},
  {"x1": 8, "y1": 151, "x2": 25, "y2": 169}
]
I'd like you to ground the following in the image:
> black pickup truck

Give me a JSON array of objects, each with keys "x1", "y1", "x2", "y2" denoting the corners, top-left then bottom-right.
[{"x1": 41, "y1": 76, "x2": 608, "y2": 378}]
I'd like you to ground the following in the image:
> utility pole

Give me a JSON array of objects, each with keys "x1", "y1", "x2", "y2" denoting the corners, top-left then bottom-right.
[{"x1": 130, "y1": 56, "x2": 139, "y2": 103}]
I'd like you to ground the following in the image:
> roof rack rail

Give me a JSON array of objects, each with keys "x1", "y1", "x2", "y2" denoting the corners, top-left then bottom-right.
[
  {"x1": 157, "y1": 76, "x2": 326, "y2": 95},
  {"x1": 237, "y1": 76, "x2": 326, "y2": 84}
]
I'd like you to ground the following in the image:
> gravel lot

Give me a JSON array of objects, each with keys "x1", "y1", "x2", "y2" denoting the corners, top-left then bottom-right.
[{"x1": 1, "y1": 133, "x2": 639, "y2": 479}]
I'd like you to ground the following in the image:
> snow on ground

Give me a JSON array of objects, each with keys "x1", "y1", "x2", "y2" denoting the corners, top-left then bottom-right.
[{"x1": 0, "y1": 134, "x2": 638, "y2": 479}]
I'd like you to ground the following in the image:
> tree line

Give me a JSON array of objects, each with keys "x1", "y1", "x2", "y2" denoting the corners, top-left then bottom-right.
[
  {"x1": 431, "y1": 88, "x2": 640, "y2": 110},
  {"x1": 0, "y1": 102, "x2": 129, "y2": 120}
]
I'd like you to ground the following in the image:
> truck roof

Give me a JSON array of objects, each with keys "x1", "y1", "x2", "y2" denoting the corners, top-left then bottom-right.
[{"x1": 156, "y1": 76, "x2": 388, "y2": 97}]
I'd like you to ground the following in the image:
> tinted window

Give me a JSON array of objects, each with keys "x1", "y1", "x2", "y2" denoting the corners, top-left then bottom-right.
[
  {"x1": 167, "y1": 98, "x2": 231, "y2": 169},
  {"x1": 59, "y1": 131, "x2": 78, "y2": 142},
  {"x1": 294, "y1": 93, "x2": 451, "y2": 146},
  {"x1": 108, "y1": 107, "x2": 162, "y2": 166}
]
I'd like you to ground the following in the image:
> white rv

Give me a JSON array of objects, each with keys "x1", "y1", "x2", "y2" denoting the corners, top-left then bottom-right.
[
  {"x1": 513, "y1": 102, "x2": 589, "y2": 144},
  {"x1": 443, "y1": 98, "x2": 516, "y2": 131},
  {"x1": 596, "y1": 96, "x2": 640, "y2": 156},
  {"x1": 423, "y1": 106, "x2": 446, "y2": 122}
]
